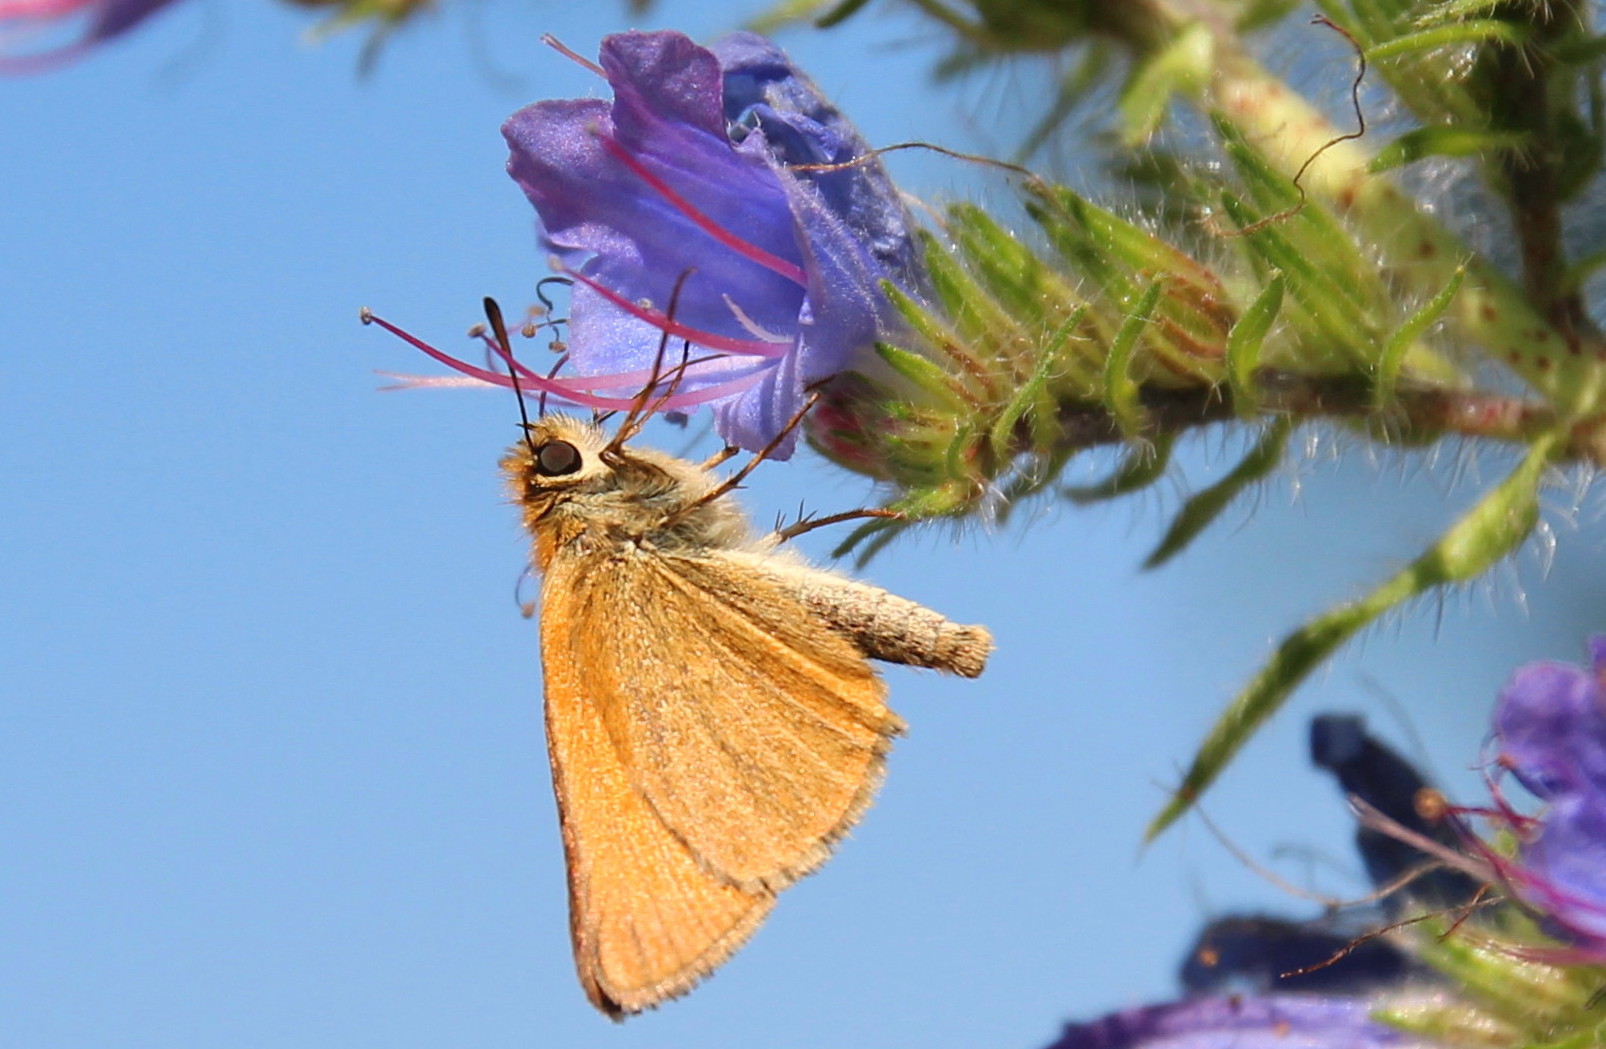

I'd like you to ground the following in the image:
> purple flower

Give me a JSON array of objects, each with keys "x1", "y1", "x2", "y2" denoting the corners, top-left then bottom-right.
[
  {"x1": 0, "y1": 0, "x2": 180, "y2": 72},
  {"x1": 1310, "y1": 714, "x2": 1480, "y2": 912},
  {"x1": 1488, "y1": 636, "x2": 1606, "y2": 955},
  {"x1": 1180, "y1": 915, "x2": 1412, "y2": 996},
  {"x1": 487, "y1": 29, "x2": 917, "y2": 455},
  {"x1": 1043, "y1": 996, "x2": 1431, "y2": 1049}
]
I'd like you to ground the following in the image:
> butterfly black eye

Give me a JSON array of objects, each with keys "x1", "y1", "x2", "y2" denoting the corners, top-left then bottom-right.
[{"x1": 534, "y1": 440, "x2": 583, "y2": 477}]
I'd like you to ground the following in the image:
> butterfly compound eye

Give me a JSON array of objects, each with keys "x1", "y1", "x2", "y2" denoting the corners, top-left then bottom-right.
[{"x1": 534, "y1": 440, "x2": 583, "y2": 477}]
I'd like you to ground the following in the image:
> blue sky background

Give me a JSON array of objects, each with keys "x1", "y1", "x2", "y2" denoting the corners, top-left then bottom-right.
[{"x1": 4, "y1": 2, "x2": 1606, "y2": 1047}]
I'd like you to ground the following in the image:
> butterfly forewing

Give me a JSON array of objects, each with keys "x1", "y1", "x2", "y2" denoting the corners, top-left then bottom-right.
[
  {"x1": 557, "y1": 546, "x2": 904, "y2": 894},
  {"x1": 540, "y1": 554, "x2": 775, "y2": 1017}
]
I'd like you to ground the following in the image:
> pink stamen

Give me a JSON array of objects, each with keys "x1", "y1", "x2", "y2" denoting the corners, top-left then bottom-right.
[
  {"x1": 1484, "y1": 845, "x2": 1606, "y2": 938},
  {"x1": 467, "y1": 328, "x2": 751, "y2": 392},
  {"x1": 1480, "y1": 768, "x2": 1541, "y2": 831},
  {"x1": 365, "y1": 309, "x2": 635, "y2": 409},
  {"x1": 567, "y1": 269, "x2": 790, "y2": 358},
  {"x1": 375, "y1": 371, "x2": 499, "y2": 391},
  {"x1": 363, "y1": 308, "x2": 767, "y2": 411},
  {"x1": 636, "y1": 369, "x2": 774, "y2": 411},
  {"x1": 0, "y1": 0, "x2": 90, "y2": 19},
  {"x1": 596, "y1": 134, "x2": 809, "y2": 288}
]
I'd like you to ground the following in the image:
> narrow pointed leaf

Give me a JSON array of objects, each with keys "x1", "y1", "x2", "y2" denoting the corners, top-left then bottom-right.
[
  {"x1": 1146, "y1": 432, "x2": 1561, "y2": 839},
  {"x1": 1144, "y1": 419, "x2": 1293, "y2": 569},
  {"x1": 1063, "y1": 432, "x2": 1176, "y2": 504}
]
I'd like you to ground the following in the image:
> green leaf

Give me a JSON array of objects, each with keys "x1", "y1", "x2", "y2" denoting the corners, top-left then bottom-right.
[
  {"x1": 1146, "y1": 432, "x2": 1561, "y2": 840},
  {"x1": 1143, "y1": 419, "x2": 1293, "y2": 569}
]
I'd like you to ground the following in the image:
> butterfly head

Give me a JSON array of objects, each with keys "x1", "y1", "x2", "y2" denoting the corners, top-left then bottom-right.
[
  {"x1": 509, "y1": 415, "x2": 613, "y2": 492},
  {"x1": 503, "y1": 415, "x2": 744, "y2": 563}
]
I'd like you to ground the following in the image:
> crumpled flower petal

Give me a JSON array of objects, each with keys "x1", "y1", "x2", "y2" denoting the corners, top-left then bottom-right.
[
  {"x1": 502, "y1": 29, "x2": 917, "y2": 454},
  {"x1": 1490, "y1": 635, "x2": 1606, "y2": 956},
  {"x1": 712, "y1": 31, "x2": 927, "y2": 294},
  {"x1": 1493, "y1": 637, "x2": 1606, "y2": 800}
]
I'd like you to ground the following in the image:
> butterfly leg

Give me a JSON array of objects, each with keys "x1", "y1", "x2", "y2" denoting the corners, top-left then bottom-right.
[
  {"x1": 771, "y1": 508, "x2": 903, "y2": 545},
  {"x1": 662, "y1": 391, "x2": 822, "y2": 526},
  {"x1": 699, "y1": 446, "x2": 740, "y2": 472}
]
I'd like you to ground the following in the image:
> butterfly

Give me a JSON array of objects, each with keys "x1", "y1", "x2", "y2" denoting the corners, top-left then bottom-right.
[{"x1": 506, "y1": 400, "x2": 992, "y2": 1018}]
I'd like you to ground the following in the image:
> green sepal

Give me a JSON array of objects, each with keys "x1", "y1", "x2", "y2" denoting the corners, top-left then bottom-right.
[
  {"x1": 1217, "y1": 196, "x2": 1369, "y2": 365},
  {"x1": 1211, "y1": 116, "x2": 1372, "y2": 276},
  {"x1": 950, "y1": 203, "x2": 1063, "y2": 322},
  {"x1": 1106, "y1": 280, "x2": 1163, "y2": 436},
  {"x1": 916, "y1": 228, "x2": 1006, "y2": 340},
  {"x1": 1118, "y1": 23, "x2": 1213, "y2": 145},
  {"x1": 1364, "y1": 19, "x2": 1532, "y2": 61},
  {"x1": 1143, "y1": 418, "x2": 1293, "y2": 569},
  {"x1": 1146, "y1": 430, "x2": 1561, "y2": 840},
  {"x1": 1404, "y1": 0, "x2": 1505, "y2": 21},
  {"x1": 1369, "y1": 127, "x2": 1530, "y2": 173},
  {"x1": 1376, "y1": 265, "x2": 1465, "y2": 407},
  {"x1": 989, "y1": 307, "x2": 1086, "y2": 460},
  {"x1": 1226, "y1": 272, "x2": 1285, "y2": 415},
  {"x1": 874, "y1": 339, "x2": 973, "y2": 412},
  {"x1": 1063, "y1": 432, "x2": 1176, "y2": 504},
  {"x1": 831, "y1": 516, "x2": 906, "y2": 566},
  {"x1": 991, "y1": 443, "x2": 1081, "y2": 527},
  {"x1": 1030, "y1": 183, "x2": 1221, "y2": 298}
]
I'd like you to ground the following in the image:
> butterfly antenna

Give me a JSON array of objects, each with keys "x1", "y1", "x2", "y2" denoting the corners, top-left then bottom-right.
[
  {"x1": 484, "y1": 297, "x2": 539, "y2": 458},
  {"x1": 608, "y1": 268, "x2": 698, "y2": 452},
  {"x1": 535, "y1": 351, "x2": 569, "y2": 418}
]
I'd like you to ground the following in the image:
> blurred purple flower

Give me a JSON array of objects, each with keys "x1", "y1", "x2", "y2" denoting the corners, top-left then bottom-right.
[
  {"x1": 1044, "y1": 995, "x2": 1430, "y2": 1049},
  {"x1": 1310, "y1": 714, "x2": 1480, "y2": 912},
  {"x1": 1488, "y1": 635, "x2": 1606, "y2": 957},
  {"x1": 484, "y1": 29, "x2": 917, "y2": 455},
  {"x1": 0, "y1": 0, "x2": 179, "y2": 72},
  {"x1": 1180, "y1": 915, "x2": 1413, "y2": 996}
]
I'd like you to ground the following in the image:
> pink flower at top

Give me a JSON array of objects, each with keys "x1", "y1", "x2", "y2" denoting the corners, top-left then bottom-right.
[{"x1": 0, "y1": 0, "x2": 181, "y2": 72}]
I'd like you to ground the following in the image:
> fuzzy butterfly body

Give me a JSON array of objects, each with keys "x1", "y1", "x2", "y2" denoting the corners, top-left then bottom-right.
[{"x1": 508, "y1": 415, "x2": 992, "y2": 1017}]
